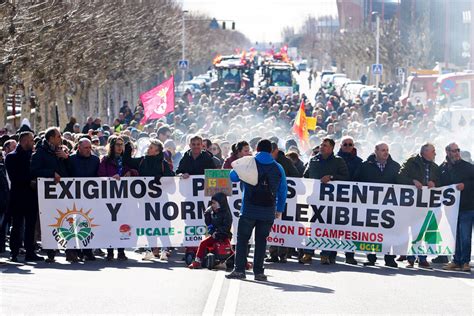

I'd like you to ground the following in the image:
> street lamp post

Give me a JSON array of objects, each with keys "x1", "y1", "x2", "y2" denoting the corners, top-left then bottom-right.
[
  {"x1": 181, "y1": 10, "x2": 188, "y2": 84},
  {"x1": 373, "y1": 11, "x2": 380, "y2": 103}
]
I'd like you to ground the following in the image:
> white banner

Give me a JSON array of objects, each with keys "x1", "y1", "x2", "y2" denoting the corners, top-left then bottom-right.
[{"x1": 38, "y1": 176, "x2": 460, "y2": 255}]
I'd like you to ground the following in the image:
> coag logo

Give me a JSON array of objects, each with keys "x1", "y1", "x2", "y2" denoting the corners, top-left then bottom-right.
[
  {"x1": 408, "y1": 210, "x2": 452, "y2": 255},
  {"x1": 49, "y1": 204, "x2": 98, "y2": 248}
]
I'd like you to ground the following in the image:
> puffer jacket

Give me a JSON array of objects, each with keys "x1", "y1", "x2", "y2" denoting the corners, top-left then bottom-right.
[
  {"x1": 230, "y1": 152, "x2": 287, "y2": 221},
  {"x1": 204, "y1": 192, "x2": 233, "y2": 240}
]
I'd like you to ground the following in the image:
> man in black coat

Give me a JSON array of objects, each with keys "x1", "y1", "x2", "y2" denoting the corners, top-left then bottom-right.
[
  {"x1": 124, "y1": 138, "x2": 174, "y2": 179},
  {"x1": 176, "y1": 135, "x2": 215, "y2": 177},
  {"x1": 301, "y1": 138, "x2": 349, "y2": 265},
  {"x1": 123, "y1": 138, "x2": 175, "y2": 261},
  {"x1": 5, "y1": 131, "x2": 44, "y2": 262},
  {"x1": 440, "y1": 143, "x2": 474, "y2": 272},
  {"x1": 0, "y1": 153, "x2": 9, "y2": 253},
  {"x1": 337, "y1": 136, "x2": 363, "y2": 265},
  {"x1": 68, "y1": 138, "x2": 100, "y2": 261},
  {"x1": 31, "y1": 127, "x2": 70, "y2": 263},
  {"x1": 354, "y1": 142, "x2": 400, "y2": 267},
  {"x1": 398, "y1": 143, "x2": 440, "y2": 269}
]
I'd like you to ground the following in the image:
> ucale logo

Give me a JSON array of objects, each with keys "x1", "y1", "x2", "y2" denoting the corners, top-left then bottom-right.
[
  {"x1": 49, "y1": 204, "x2": 99, "y2": 248},
  {"x1": 408, "y1": 210, "x2": 453, "y2": 255}
]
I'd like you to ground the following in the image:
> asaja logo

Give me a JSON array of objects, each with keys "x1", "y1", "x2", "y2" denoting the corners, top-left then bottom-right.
[
  {"x1": 408, "y1": 210, "x2": 453, "y2": 255},
  {"x1": 49, "y1": 204, "x2": 99, "y2": 248}
]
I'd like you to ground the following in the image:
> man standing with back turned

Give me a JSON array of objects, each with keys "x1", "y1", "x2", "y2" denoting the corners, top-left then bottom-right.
[{"x1": 226, "y1": 139, "x2": 287, "y2": 281}]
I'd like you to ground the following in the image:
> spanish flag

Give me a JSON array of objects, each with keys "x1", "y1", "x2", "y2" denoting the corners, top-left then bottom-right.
[{"x1": 292, "y1": 99, "x2": 309, "y2": 149}]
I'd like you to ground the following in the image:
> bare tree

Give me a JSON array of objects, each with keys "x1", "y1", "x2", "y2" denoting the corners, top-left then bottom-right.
[{"x1": 0, "y1": 0, "x2": 250, "y2": 131}]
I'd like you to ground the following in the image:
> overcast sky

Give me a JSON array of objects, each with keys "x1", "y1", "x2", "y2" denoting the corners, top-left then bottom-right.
[{"x1": 181, "y1": 0, "x2": 338, "y2": 43}]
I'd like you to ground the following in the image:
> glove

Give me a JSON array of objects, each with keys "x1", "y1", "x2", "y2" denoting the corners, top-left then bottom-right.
[{"x1": 207, "y1": 224, "x2": 215, "y2": 234}]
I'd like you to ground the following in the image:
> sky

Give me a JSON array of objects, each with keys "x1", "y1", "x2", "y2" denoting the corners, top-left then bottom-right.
[{"x1": 181, "y1": 0, "x2": 338, "y2": 43}]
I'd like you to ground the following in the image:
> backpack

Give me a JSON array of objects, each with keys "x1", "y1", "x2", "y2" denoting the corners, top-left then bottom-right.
[{"x1": 249, "y1": 161, "x2": 276, "y2": 207}]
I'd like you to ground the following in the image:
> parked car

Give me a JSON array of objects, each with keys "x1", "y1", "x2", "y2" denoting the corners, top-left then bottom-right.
[{"x1": 340, "y1": 81, "x2": 363, "y2": 100}]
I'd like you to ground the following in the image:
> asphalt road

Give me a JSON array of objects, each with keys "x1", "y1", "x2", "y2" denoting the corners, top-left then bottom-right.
[{"x1": 0, "y1": 248, "x2": 472, "y2": 315}]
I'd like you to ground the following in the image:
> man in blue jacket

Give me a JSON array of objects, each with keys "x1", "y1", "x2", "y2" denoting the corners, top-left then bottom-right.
[{"x1": 226, "y1": 139, "x2": 287, "y2": 281}]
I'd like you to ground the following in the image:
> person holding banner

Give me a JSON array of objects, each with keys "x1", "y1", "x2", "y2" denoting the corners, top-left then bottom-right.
[
  {"x1": 398, "y1": 143, "x2": 440, "y2": 269},
  {"x1": 354, "y1": 142, "x2": 401, "y2": 268},
  {"x1": 123, "y1": 138, "x2": 174, "y2": 260},
  {"x1": 441, "y1": 143, "x2": 474, "y2": 272},
  {"x1": 176, "y1": 135, "x2": 215, "y2": 178},
  {"x1": 30, "y1": 127, "x2": 70, "y2": 263},
  {"x1": 337, "y1": 136, "x2": 363, "y2": 265},
  {"x1": 123, "y1": 138, "x2": 174, "y2": 180},
  {"x1": 98, "y1": 135, "x2": 138, "y2": 261},
  {"x1": 68, "y1": 138, "x2": 100, "y2": 261},
  {"x1": 188, "y1": 192, "x2": 233, "y2": 269},
  {"x1": 301, "y1": 138, "x2": 349, "y2": 265},
  {"x1": 226, "y1": 139, "x2": 287, "y2": 281}
]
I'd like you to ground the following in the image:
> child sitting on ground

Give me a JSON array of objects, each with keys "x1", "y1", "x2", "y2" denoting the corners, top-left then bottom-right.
[{"x1": 188, "y1": 192, "x2": 233, "y2": 269}]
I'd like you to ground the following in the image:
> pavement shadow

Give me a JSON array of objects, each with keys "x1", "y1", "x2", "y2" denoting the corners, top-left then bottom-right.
[
  {"x1": 0, "y1": 253, "x2": 190, "y2": 273},
  {"x1": 245, "y1": 279, "x2": 334, "y2": 293},
  {"x1": 263, "y1": 254, "x2": 473, "y2": 280}
]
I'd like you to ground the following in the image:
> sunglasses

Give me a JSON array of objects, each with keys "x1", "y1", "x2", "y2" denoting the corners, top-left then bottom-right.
[
  {"x1": 210, "y1": 147, "x2": 218, "y2": 150},
  {"x1": 449, "y1": 148, "x2": 460, "y2": 153},
  {"x1": 343, "y1": 143, "x2": 354, "y2": 147}
]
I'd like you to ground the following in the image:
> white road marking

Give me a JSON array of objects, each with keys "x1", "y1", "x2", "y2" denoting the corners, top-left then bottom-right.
[
  {"x1": 459, "y1": 278, "x2": 474, "y2": 288},
  {"x1": 0, "y1": 267, "x2": 7, "y2": 313},
  {"x1": 222, "y1": 279, "x2": 240, "y2": 316},
  {"x1": 202, "y1": 271, "x2": 225, "y2": 316}
]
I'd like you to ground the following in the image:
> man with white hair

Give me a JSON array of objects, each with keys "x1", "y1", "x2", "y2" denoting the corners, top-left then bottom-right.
[
  {"x1": 68, "y1": 138, "x2": 100, "y2": 261},
  {"x1": 355, "y1": 142, "x2": 401, "y2": 267},
  {"x1": 398, "y1": 142, "x2": 440, "y2": 269},
  {"x1": 337, "y1": 136, "x2": 363, "y2": 265}
]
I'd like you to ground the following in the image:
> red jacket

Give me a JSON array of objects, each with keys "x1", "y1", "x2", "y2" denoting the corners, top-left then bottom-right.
[{"x1": 222, "y1": 155, "x2": 238, "y2": 169}]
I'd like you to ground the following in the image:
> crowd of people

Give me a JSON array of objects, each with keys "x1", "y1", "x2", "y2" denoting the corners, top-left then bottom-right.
[{"x1": 0, "y1": 75, "x2": 472, "y2": 278}]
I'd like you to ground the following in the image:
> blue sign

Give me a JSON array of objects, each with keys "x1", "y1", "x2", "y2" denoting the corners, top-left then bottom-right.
[
  {"x1": 441, "y1": 79, "x2": 456, "y2": 94},
  {"x1": 178, "y1": 60, "x2": 189, "y2": 69},
  {"x1": 372, "y1": 64, "x2": 383, "y2": 75}
]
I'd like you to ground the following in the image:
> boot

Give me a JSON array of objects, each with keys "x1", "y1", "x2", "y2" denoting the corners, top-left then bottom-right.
[
  {"x1": 188, "y1": 261, "x2": 202, "y2": 269},
  {"x1": 299, "y1": 253, "x2": 312, "y2": 264}
]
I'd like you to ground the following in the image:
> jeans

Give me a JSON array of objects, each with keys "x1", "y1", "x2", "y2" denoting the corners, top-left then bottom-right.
[
  {"x1": 453, "y1": 210, "x2": 474, "y2": 265},
  {"x1": 234, "y1": 216, "x2": 273, "y2": 275}
]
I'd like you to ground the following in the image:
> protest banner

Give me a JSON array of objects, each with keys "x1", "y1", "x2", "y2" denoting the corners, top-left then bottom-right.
[{"x1": 38, "y1": 176, "x2": 459, "y2": 255}]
